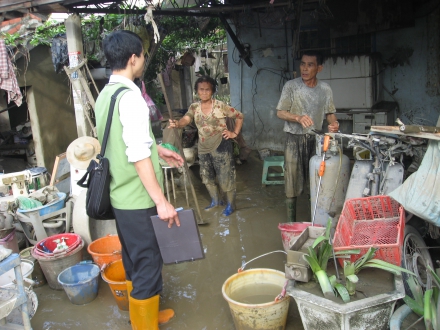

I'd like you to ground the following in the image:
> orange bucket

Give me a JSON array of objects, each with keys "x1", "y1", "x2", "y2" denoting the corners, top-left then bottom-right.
[
  {"x1": 102, "y1": 259, "x2": 129, "y2": 311},
  {"x1": 87, "y1": 235, "x2": 122, "y2": 269}
]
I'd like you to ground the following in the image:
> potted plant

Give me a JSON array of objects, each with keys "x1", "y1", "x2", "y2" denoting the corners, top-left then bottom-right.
[
  {"x1": 390, "y1": 266, "x2": 439, "y2": 330},
  {"x1": 288, "y1": 231, "x2": 415, "y2": 330}
]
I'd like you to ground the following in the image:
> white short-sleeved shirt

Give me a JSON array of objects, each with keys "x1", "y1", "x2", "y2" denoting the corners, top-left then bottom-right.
[{"x1": 108, "y1": 75, "x2": 153, "y2": 162}]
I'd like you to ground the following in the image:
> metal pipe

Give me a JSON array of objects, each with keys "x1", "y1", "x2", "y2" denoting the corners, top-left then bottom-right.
[{"x1": 218, "y1": 13, "x2": 253, "y2": 68}]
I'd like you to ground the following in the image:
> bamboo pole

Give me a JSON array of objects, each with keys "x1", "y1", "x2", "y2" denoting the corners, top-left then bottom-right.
[{"x1": 157, "y1": 73, "x2": 206, "y2": 225}]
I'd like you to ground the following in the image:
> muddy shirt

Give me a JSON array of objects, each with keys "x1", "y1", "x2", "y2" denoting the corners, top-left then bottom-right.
[
  {"x1": 186, "y1": 100, "x2": 244, "y2": 154},
  {"x1": 276, "y1": 78, "x2": 336, "y2": 135}
]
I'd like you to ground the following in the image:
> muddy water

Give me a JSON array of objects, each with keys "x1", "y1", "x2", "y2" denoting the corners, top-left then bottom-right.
[
  {"x1": 230, "y1": 283, "x2": 284, "y2": 304},
  {"x1": 30, "y1": 152, "x2": 305, "y2": 329}
]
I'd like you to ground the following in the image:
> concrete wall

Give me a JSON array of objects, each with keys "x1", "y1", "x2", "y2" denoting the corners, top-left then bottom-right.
[
  {"x1": 228, "y1": 8, "x2": 440, "y2": 151},
  {"x1": 16, "y1": 45, "x2": 77, "y2": 172},
  {"x1": 228, "y1": 21, "x2": 293, "y2": 152},
  {"x1": 375, "y1": 8, "x2": 440, "y2": 126}
]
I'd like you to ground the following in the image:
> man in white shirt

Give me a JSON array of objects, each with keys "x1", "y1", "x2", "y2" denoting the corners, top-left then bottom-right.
[{"x1": 96, "y1": 30, "x2": 183, "y2": 329}]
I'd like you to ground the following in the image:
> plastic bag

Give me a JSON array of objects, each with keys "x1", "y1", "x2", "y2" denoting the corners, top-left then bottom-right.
[
  {"x1": 16, "y1": 197, "x2": 43, "y2": 210},
  {"x1": 388, "y1": 140, "x2": 440, "y2": 225},
  {"x1": 51, "y1": 34, "x2": 69, "y2": 74},
  {"x1": 141, "y1": 81, "x2": 163, "y2": 122}
]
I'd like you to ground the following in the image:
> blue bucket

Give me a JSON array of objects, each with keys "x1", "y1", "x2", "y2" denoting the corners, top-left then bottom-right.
[{"x1": 57, "y1": 263, "x2": 100, "y2": 305}]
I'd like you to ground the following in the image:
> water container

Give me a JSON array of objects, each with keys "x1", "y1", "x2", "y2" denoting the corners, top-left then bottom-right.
[
  {"x1": 19, "y1": 247, "x2": 47, "y2": 288},
  {"x1": 309, "y1": 139, "x2": 350, "y2": 226},
  {"x1": 58, "y1": 263, "x2": 100, "y2": 305},
  {"x1": 222, "y1": 268, "x2": 290, "y2": 330}
]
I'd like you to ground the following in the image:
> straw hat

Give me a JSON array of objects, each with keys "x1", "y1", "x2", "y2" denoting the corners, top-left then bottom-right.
[{"x1": 66, "y1": 137, "x2": 101, "y2": 170}]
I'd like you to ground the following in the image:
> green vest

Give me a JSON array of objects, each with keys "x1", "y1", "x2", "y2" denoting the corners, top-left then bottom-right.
[{"x1": 95, "y1": 83, "x2": 163, "y2": 210}]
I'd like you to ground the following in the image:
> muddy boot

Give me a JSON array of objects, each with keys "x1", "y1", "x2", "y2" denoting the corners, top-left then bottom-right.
[
  {"x1": 222, "y1": 190, "x2": 236, "y2": 216},
  {"x1": 129, "y1": 294, "x2": 175, "y2": 330},
  {"x1": 205, "y1": 184, "x2": 222, "y2": 210},
  {"x1": 286, "y1": 197, "x2": 297, "y2": 222}
]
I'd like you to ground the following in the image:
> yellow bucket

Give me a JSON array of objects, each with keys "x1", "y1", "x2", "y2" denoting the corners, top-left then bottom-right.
[{"x1": 222, "y1": 268, "x2": 290, "y2": 330}]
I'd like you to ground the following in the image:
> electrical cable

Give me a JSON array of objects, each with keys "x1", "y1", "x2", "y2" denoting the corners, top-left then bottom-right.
[{"x1": 250, "y1": 65, "x2": 290, "y2": 146}]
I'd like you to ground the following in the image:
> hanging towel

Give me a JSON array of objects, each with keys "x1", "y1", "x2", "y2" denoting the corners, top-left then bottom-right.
[
  {"x1": 194, "y1": 55, "x2": 201, "y2": 72},
  {"x1": 0, "y1": 40, "x2": 23, "y2": 107}
]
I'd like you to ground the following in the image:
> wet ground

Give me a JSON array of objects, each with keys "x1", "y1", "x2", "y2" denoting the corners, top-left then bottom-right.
[{"x1": 29, "y1": 151, "x2": 307, "y2": 329}]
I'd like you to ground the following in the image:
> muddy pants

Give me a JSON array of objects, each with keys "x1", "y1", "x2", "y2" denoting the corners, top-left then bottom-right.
[
  {"x1": 284, "y1": 133, "x2": 316, "y2": 198},
  {"x1": 199, "y1": 138, "x2": 236, "y2": 193},
  {"x1": 113, "y1": 207, "x2": 163, "y2": 300}
]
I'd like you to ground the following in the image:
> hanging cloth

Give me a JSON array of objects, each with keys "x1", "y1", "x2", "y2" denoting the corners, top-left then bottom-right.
[{"x1": 0, "y1": 40, "x2": 22, "y2": 107}]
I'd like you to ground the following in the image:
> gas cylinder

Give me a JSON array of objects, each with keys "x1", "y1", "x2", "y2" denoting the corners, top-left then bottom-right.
[{"x1": 309, "y1": 138, "x2": 350, "y2": 227}]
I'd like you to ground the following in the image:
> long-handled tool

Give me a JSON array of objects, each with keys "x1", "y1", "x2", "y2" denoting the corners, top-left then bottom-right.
[
  {"x1": 312, "y1": 135, "x2": 330, "y2": 226},
  {"x1": 157, "y1": 73, "x2": 207, "y2": 225},
  {"x1": 328, "y1": 232, "x2": 340, "y2": 280}
]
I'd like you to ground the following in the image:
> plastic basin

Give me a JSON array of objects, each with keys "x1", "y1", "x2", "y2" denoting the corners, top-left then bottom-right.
[{"x1": 17, "y1": 192, "x2": 66, "y2": 216}]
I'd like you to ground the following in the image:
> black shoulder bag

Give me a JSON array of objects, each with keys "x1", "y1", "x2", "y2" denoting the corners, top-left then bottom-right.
[{"x1": 77, "y1": 86, "x2": 128, "y2": 220}]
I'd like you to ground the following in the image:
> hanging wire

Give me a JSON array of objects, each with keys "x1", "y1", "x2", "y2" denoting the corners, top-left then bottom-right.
[{"x1": 250, "y1": 65, "x2": 290, "y2": 147}]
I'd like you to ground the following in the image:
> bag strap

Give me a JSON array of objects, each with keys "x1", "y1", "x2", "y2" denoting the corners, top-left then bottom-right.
[{"x1": 99, "y1": 86, "x2": 129, "y2": 159}]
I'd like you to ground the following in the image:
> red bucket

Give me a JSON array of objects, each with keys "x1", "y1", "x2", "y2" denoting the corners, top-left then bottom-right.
[
  {"x1": 34, "y1": 233, "x2": 82, "y2": 257},
  {"x1": 278, "y1": 223, "x2": 321, "y2": 251}
]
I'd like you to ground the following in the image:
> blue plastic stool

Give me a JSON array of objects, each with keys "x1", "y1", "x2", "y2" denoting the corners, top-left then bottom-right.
[
  {"x1": 0, "y1": 254, "x2": 32, "y2": 329},
  {"x1": 262, "y1": 156, "x2": 285, "y2": 186}
]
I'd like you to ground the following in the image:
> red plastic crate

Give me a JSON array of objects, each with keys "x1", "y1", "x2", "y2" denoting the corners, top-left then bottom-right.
[{"x1": 333, "y1": 196, "x2": 404, "y2": 266}]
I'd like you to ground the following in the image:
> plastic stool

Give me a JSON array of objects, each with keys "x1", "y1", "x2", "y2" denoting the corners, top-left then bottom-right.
[
  {"x1": 262, "y1": 156, "x2": 285, "y2": 186},
  {"x1": 0, "y1": 254, "x2": 32, "y2": 330}
]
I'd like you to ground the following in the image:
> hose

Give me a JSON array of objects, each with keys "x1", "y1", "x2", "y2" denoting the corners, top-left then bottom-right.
[{"x1": 389, "y1": 304, "x2": 412, "y2": 330}]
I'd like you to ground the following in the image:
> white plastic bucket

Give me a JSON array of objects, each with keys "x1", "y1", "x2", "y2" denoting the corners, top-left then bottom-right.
[
  {"x1": 0, "y1": 259, "x2": 34, "y2": 288},
  {"x1": 222, "y1": 268, "x2": 290, "y2": 330}
]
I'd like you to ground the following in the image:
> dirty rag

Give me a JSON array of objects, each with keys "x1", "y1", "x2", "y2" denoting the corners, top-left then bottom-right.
[
  {"x1": 29, "y1": 186, "x2": 60, "y2": 205},
  {"x1": 0, "y1": 245, "x2": 12, "y2": 262},
  {"x1": 0, "y1": 39, "x2": 22, "y2": 107}
]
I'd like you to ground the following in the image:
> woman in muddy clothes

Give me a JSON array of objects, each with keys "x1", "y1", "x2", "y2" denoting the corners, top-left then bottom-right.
[{"x1": 169, "y1": 76, "x2": 244, "y2": 216}]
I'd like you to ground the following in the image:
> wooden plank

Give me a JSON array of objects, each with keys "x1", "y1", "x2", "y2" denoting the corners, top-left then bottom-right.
[
  {"x1": 49, "y1": 152, "x2": 71, "y2": 194},
  {"x1": 50, "y1": 153, "x2": 63, "y2": 186},
  {"x1": 370, "y1": 126, "x2": 440, "y2": 141}
]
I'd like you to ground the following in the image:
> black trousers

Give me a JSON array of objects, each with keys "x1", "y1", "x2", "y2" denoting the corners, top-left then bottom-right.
[{"x1": 112, "y1": 207, "x2": 163, "y2": 300}]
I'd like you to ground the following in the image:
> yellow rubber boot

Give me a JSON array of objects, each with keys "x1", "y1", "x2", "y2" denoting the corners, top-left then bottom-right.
[
  {"x1": 129, "y1": 295, "x2": 159, "y2": 330},
  {"x1": 127, "y1": 281, "x2": 175, "y2": 326}
]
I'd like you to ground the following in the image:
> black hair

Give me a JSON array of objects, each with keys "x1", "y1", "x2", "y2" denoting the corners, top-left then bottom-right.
[
  {"x1": 103, "y1": 30, "x2": 143, "y2": 71},
  {"x1": 302, "y1": 50, "x2": 323, "y2": 65},
  {"x1": 194, "y1": 75, "x2": 217, "y2": 94}
]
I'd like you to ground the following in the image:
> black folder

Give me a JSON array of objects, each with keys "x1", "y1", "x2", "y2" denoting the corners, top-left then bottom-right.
[{"x1": 150, "y1": 209, "x2": 205, "y2": 265}]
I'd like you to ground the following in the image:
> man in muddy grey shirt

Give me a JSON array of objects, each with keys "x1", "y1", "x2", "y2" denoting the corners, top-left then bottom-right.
[{"x1": 277, "y1": 50, "x2": 339, "y2": 222}]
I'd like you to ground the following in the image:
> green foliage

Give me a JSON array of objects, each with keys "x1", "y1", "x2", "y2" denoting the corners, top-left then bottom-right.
[
  {"x1": 144, "y1": 15, "x2": 226, "y2": 82},
  {"x1": 30, "y1": 20, "x2": 65, "y2": 46},
  {"x1": 1, "y1": 32, "x2": 21, "y2": 46},
  {"x1": 198, "y1": 65, "x2": 211, "y2": 77},
  {"x1": 4, "y1": 10, "x2": 225, "y2": 100},
  {"x1": 411, "y1": 265, "x2": 440, "y2": 330},
  {"x1": 216, "y1": 94, "x2": 231, "y2": 105},
  {"x1": 343, "y1": 247, "x2": 415, "y2": 296}
]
